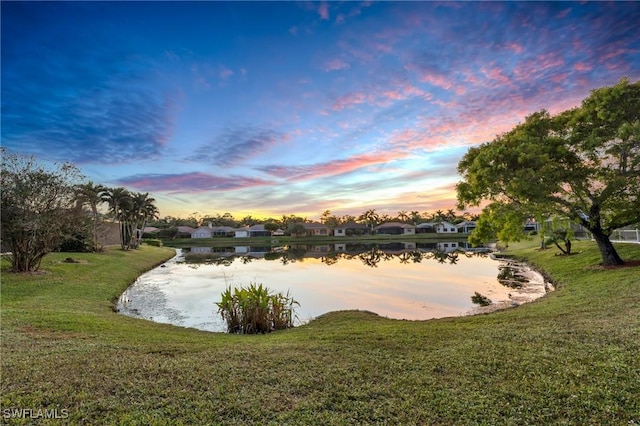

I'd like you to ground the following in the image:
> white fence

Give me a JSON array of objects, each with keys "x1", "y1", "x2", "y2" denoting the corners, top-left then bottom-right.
[{"x1": 610, "y1": 228, "x2": 640, "y2": 244}]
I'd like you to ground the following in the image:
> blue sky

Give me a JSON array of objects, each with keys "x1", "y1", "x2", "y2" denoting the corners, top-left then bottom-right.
[{"x1": 2, "y1": 1, "x2": 639, "y2": 220}]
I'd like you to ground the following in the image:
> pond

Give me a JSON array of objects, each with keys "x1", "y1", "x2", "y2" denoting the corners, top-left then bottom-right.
[{"x1": 117, "y1": 242, "x2": 550, "y2": 332}]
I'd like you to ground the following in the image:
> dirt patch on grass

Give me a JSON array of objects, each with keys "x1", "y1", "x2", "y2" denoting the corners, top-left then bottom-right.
[{"x1": 598, "y1": 259, "x2": 640, "y2": 270}]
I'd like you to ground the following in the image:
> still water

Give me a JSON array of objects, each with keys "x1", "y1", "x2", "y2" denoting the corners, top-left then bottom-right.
[{"x1": 117, "y1": 242, "x2": 547, "y2": 332}]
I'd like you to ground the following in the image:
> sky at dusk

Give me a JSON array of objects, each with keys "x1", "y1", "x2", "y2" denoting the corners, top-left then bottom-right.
[{"x1": 2, "y1": 1, "x2": 639, "y2": 221}]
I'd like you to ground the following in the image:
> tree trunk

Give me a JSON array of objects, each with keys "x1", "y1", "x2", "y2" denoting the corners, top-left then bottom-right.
[{"x1": 592, "y1": 229, "x2": 624, "y2": 266}]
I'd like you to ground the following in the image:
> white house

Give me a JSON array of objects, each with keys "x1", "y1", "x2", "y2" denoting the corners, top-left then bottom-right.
[
  {"x1": 456, "y1": 221, "x2": 476, "y2": 233},
  {"x1": 191, "y1": 226, "x2": 213, "y2": 238},
  {"x1": 234, "y1": 227, "x2": 250, "y2": 238},
  {"x1": 417, "y1": 221, "x2": 457, "y2": 234},
  {"x1": 374, "y1": 222, "x2": 416, "y2": 235},
  {"x1": 191, "y1": 224, "x2": 234, "y2": 238}
]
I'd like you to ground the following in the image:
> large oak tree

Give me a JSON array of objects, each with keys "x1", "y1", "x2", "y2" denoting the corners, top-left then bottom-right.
[{"x1": 457, "y1": 78, "x2": 639, "y2": 266}]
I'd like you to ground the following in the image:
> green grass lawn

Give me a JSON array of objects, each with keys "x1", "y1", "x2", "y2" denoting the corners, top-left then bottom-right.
[{"x1": 1, "y1": 242, "x2": 639, "y2": 425}]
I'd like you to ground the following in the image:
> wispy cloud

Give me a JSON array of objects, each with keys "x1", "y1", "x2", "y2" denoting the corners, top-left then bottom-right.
[
  {"x1": 257, "y1": 151, "x2": 403, "y2": 181},
  {"x1": 331, "y1": 91, "x2": 370, "y2": 111},
  {"x1": 116, "y1": 172, "x2": 275, "y2": 193},
  {"x1": 318, "y1": 2, "x2": 329, "y2": 20},
  {"x1": 186, "y1": 127, "x2": 285, "y2": 167},
  {"x1": 1, "y1": 56, "x2": 175, "y2": 164},
  {"x1": 324, "y1": 58, "x2": 350, "y2": 71}
]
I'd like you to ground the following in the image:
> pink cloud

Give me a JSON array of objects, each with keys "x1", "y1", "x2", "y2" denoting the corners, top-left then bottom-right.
[
  {"x1": 318, "y1": 2, "x2": 329, "y2": 20},
  {"x1": 419, "y1": 73, "x2": 454, "y2": 91},
  {"x1": 219, "y1": 66, "x2": 234, "y2": 80},
  {"x1": 513, "y1": 53, "x2": 564, "y2": 81},
  {"x1": 324, "y1": 58, "x2": 350, "y2": 71},
  {"x1": 504, "y1": 42, "x2": 524, "y2": 54},
  {"x1": 550, "y1": 72, "x2": 569, "y2": 83},
  {"x1": 258, "y1": 152, "x2": 406, "y2": 181},
  {"x1": 600, "y1": 47, "x2": 637, "y2": 62},
  {"x1": 374, "y1": 43, "x2": 393, "y2": 53},
  {"x1": 481, "y1": 65, "x2": 512, "y2": 87},
  {"x1": 117, "y1": 172, "x2": 274, "y2": 194},
  {"x1": 573, "y1": 62, "x2": 593, "y2": 72},
  {"x1": 537, "y1": 52, "x2": 565, "y2": 71},
  {"x1": 332, "y1": 91, "x2": 370, "y2": 111}
]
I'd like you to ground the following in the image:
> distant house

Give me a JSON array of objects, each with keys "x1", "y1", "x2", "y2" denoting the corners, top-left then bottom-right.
[
  {"x1": 523, "y1": 218, "x2": 540, "y2": 232},
  {"x1": 375, "y1": 222, "x2": 416, "y2": 235},
  {"x1": 456, "y1": 221, "x2": 476, "y2": 233},
  {"x1": 191, "y1": 224, "x2": 234, "y2": 238},
  {"x1": 234, "y1": 227, "x2": 250, "y2": 238},
  {"x1": 303, "y1": 222, "x2": 330, "y2": 236},
  {"x1": 233, "y1": 224, "x2": 273, "y2": 238},
  {"x1": 247, "y1": 224, "x2": 271, "y2": 237},
  {"x1": 333, "y1": 222, "x2": 369, "y2": 237},
  {"x1": 416, "y1": 221, "x2": 457, "y2": 234},
  {"x1": 176, "y1": 226, "x2": 195, "y2": 238}
]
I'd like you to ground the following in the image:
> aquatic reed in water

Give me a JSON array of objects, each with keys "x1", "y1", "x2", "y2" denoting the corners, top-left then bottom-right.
[{"x1": 216, "y1": 282, "x2": 299, "y2": 334}]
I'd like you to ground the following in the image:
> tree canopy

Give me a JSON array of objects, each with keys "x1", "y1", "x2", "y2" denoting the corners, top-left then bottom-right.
[
  {"x1": 1, "y1": 150, "x2": 85, "y2": 271},
  {"x1": 457, "y1": 78, "x2": 639, "y2": 266}
]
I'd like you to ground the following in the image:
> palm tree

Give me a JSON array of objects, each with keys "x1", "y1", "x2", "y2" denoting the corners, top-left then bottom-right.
[
  {"x1": 410, "y1": 211, "x2": 422, "y2": 225},
  {"x1": 446, "y1": 209, "x2": 457, "y2": 223},
  {"x1": 397, "y1": 210, "x2": 409, "y2": 223},
  {"x1": 127, "y1": 192, "x2": 158, "y2": 249},
  {"x1": 358, "y1": 209, "x2": 380, "y2": 232},
  {"x1": 74, "y1": 181, "x2": 106, "y2": 251},
  {"x1": 101, "y1": 187, "x2": 133, "y2": 250}
]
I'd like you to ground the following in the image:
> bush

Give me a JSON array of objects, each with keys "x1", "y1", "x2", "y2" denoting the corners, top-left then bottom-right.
[
  {"x1": 143, "y1": 239, "x2": 163, "y2": 247},
  {"x1": 471, "y1": 292, "x2": 492, "y2": 306},
  {"x1": 216, "y1": 283, "x2": 299, "y2": 334}
]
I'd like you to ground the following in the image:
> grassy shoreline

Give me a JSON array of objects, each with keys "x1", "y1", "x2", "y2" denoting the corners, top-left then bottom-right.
[{"x1": 1, "y1": 242, "x2": 639, "y2": 424}]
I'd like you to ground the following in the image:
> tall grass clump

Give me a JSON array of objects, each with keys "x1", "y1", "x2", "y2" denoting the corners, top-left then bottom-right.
[{"x1": 216, "y1": 282, "x2": 299, "y2": 334}]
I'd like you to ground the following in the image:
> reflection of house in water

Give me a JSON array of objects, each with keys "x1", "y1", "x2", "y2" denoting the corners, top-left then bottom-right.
[
  {"x1": 331, "y1": 242, "x2": 416, "y2": 255},
  {"x1": 436, "y1": 241, "x2": 461, "y2": 253},
  {"x1": 188, "y1": 246, "x2": 236, "y2": 256},
  {"x1": 378, "y1": 242, "x2": 416, "y2": 252},
  {"x1": 415, "y1": 241, "x2": 476, "y2": 253},
  {"x1": 289, "y1": 244, "x2": 331, "y2": 258},
  {"x1": 234, "y1": 246, "x2": 271, "y2": 257},
  {"x1": 190, "y1": 246, "x2": 212, "y2": 254}
]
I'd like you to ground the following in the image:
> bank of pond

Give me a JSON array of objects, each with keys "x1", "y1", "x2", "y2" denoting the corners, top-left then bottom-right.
[{"x1": 117, "y1": 242, "x2": 551, "y2": 332}]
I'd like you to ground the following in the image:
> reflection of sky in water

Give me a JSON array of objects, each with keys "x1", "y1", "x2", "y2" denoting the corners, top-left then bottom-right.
[{"x1": 118, "y1": 249, "x2": 524, "y2": 332}]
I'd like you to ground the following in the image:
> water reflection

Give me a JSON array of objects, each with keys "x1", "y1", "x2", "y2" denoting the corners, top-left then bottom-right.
[
  {"x1": 182, "y1": 242, "x2": 492, "y2": 268},
  {"x1": 116, "y1": 241, "x2": 553, "y2": 333}
]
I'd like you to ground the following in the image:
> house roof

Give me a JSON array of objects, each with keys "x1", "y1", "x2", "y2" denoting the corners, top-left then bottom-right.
[
  {"x1": 336, "y1": 222, "x2": 368, "y2": 229},
  {"x1": 303, "y1": 222, "x2": 329, "y2": 229},
  {"x1": 192, "y1": 225, "x2": 234, "y2": 233},
  {"x1": 376, "y1": 222, "x2": 415, "y2": 229},
  {"x1": 177, "y1": 226, "x2": 195, "y2": 233},
  {"x1": 456, "y1": 221, "x2": 476, "y2": 227},
  {"x1": 417, "y1": 221, "x2": 455, "y2": 228}
]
